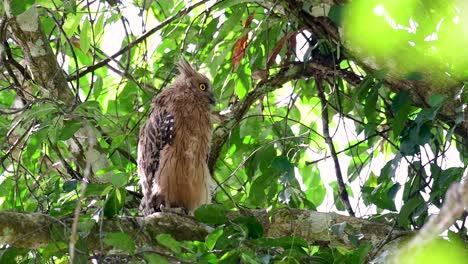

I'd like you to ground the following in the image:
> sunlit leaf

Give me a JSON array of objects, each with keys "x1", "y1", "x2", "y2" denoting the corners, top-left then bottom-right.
[{"x1": 80, "y1": 19, "x2": 91, "y2": 54}]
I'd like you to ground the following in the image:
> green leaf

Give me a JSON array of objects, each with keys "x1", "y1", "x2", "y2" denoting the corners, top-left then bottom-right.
[
  {"x1": 104, "y1": 188, "x2": 126, "y2": 218},
  {"x1": 103, "y1": 232, "x2": 135, "y2": 254},
  {"x1": 233, "y1": 216, "x2": 263, "y2": 239},
  {"x1": 205, "y1": 227, "x2": 224, "y2": 250},
  {"x1": 219, "y1": 249, "x2": 239, "y2": 264},
  {"x1": 194, "y1": 204, "x2": 228, "y2": 225},
  {"x1": 36, "y1": 0, "x2": 63, "y2": 9},
  {"x1": 77, "y1": 220, "x2": 95, "y2": 233},
  {"x1": 362, "y1": 180, "x2": 399, "y2": 211},
  {"x1": 57, "y1": 120, "x2": 81, "y2": 141},
  {"x1": 155, "y1": 234, "x2": 181, "y2": 254},
  {"x1": 0, "y1": 89, "x2": 16, "y2": 107},
  {"x1": 85, "y1": 183, "x2": 107, "y2": 196},
  {"x1": 117, "y1": 81, "x2": 138, "y2": 114},
  {"x1": 64, "y1": 0, "x2": 77, "y2": 13},
  {"x1": 94, "y1": 13, "x2": 105, "y2": 37},
  {"x1": 248, "y1": 173, "x2": 269, "y2": 206},
  {"x1": 330, "y1": 222, "x2": 348, "y2": 237},
  {"x1": 427, "y1": 93, "x2": 447, "y2": 108},
  {"x1": 327, "y1": 4, "x2": 345, "y2": 26},
  {"x1": 41, "y1": 241, "x2": 67, "y2": 260},
  {"x1": 0, "y1": 248, "x2": 28, "y2": 263},
  {"x1": 144, "y1": 253, "x2": 172, "y2": 264},
  {"x1": 398, "y1": 197, "x2": 424, "y2": 228},
  {"x1": 93, "y1": 76, "x2": 103, "y2": 99},
  {"x1": 378, "y1": 156, "x2": 401, "y2": 183},
  {"x1": 353, "y1": 75, "x2": 373, "y2": 103},
  {"x1": 272, "y1": 156, "x2": 295, "y2": 183},
  {"x1": 63, "y1": 13, "x2": 84, "y2": 36},
  {"x1": 234, "y1": 76, "x2": 247, "y2": 99},
  {"x1": 348, "y1": 242, "x2": 373, "y2": 263},
  {"x1": 63, "y1": 180, "x2": 78, "y2": 192},
  {"x1": 391, "y1": 90, "x2": 412, "y2": 138},
  {"x1": 80, "y1": 19, "x2": 91, "y2": 54},
  {"x1": 240, "y1": 251, "x2": 261, "y2": 264},
  {"x1": 364, "y1": 82, "x2": 381, "y2": 127},
  {"x1": 110, "y1": 172, "x2": 128, "y2": 188},
  {"x1": 10, "y1": 0, "x2": 35, "y2": 16}
]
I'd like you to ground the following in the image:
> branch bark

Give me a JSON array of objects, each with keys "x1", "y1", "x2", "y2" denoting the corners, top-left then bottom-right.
[
  {"x1": 0, "y1": 208, "x2": 404, "y2": 253},
  {"x1": 4, "y1": 1, "x2": 74, "y2": 104}
]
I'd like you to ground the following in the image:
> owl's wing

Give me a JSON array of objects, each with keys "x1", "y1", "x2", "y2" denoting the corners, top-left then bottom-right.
[{"x1": 138, "y1": 108, "x2": 174, "y2": 215}]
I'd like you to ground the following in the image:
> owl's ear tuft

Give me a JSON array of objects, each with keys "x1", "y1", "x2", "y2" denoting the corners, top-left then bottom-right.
[{"x1": 176, "y1": 57, "x2": 197, "y2": 77}]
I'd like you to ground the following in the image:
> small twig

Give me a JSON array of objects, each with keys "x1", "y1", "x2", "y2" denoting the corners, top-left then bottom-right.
[
  {"x1": 316, "y1": 77, "x2": 355, "y2": 216},
  {"x1": 69, "y1": 122, "x2": 96, "y2": 262}
]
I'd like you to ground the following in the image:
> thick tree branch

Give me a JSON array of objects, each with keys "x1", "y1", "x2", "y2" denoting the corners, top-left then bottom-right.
[
  {"x1": 0, "y1": 208, "x2": 403, "y2": 253},
  {"x1": 4, "y1": 2, "x2": 74, "y2": 104}
]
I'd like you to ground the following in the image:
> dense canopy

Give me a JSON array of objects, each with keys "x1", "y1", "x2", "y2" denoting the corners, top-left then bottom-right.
[{"x1": 0, "y1": 0, "x2": 466, "y2": 263}]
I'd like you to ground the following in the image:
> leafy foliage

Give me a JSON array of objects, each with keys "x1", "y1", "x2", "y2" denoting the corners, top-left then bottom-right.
[{"x1": 0, "y1": 0, "x2": 466, "y2": 263}]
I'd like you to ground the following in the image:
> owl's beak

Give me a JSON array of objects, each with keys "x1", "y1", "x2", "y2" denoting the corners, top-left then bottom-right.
[{"x1": 208, "y1": 91, "x2": 216, "y2": 105}]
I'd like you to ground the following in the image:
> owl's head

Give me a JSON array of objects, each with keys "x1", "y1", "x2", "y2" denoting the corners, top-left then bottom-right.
[{"x1": 175, "y1": 58, "x2": 216, "y2": 107}]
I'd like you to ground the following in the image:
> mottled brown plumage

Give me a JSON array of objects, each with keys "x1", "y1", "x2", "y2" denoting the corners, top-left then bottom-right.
[{"x1": 138, "y1": 58, "x2": 215, "y2": 216}]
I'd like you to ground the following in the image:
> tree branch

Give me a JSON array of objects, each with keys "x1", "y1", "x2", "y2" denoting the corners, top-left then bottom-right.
[
  {"x1": 209, "y1": 61, "x2": 362, "y2": 173},
  {"x1": 4, "y1": 2, "x2": 74, "y2": 104},
  {"x1": 316, "y1": 77, "x2": 355, "y2": 216},
  {"x1": 0, "y1": 208, "x2": 403, "y2": 253}
]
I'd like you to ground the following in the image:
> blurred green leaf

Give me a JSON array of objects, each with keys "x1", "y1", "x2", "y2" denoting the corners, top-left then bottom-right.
[
  {"x1": 10, "y1": 0, "x2": 35, "y2": 15},
  {"x1": 80, "y1": 19, "x2": 91, "y2": 54},
  {"x1": 57, "y1": 120, "x2": 81, "y2": 141},
  {"x1": 156, "y1": 233, "x2": 181, "y2": 254},
  {"x1": 63, "y1": 180, "x2": 78, "y2": 193},
  {"x1": 194, "y1": 204, "x2": 228, "y2": 225},
  {"x1": 144, "y1": 253, "x2": 172, "y2": 264},
  {"x1": 398, "y1": 197, "x2": 424, "y2": 228},
  {"x1": 233, "y1": 216, "x2": 263, "y2": 239},
  {"x1": 104, "y1": 188, "x2": 126, "y2": 218},
  {"x1": 110, "y1": 172, "x2": 128, "y2": 188},
  {"x1": 205, "y1": 227, "x2": 224, "y2": 250},
  {"x1": 392, "y1": 90, "x2": 412, "y2": 138},
  {"x1": 103, "y1": 232, "x2": 135, "y2": 254}
]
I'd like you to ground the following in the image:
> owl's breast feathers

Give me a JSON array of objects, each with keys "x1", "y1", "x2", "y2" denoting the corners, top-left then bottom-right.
[{"x1": 138, "y1": 89, "x2": 213, "y2": 215}]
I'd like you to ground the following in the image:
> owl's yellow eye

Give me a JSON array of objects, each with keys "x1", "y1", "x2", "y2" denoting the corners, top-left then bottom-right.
[{"x1": 199, "y1": 83, "x2": 207, "y2": 91}]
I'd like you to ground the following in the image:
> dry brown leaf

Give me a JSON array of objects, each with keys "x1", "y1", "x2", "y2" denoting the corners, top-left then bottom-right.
[{"x1": 231, "y1": 12, "x2": 256, "y2": 71}]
